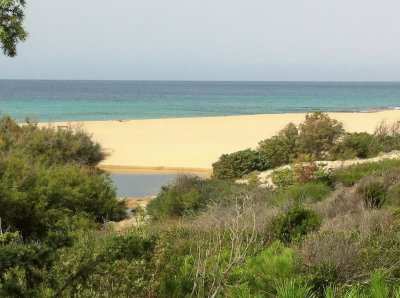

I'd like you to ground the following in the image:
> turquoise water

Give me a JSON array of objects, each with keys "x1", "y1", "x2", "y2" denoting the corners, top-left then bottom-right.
[{"x1": 1, "y1": 80, "x2": 400, "y2": 122}]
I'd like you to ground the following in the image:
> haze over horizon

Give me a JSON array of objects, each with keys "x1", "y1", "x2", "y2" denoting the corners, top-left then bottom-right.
[{"x1": 1, "y1": 0, "x2": 400, "y2": 81}]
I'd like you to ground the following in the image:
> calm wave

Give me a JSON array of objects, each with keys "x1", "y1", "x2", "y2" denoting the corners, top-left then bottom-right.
[{"x1": 1, "y1": 80, "x2": 400, "y2": 122}]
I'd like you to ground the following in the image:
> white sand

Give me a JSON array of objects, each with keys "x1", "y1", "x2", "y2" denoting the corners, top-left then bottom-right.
[{"x1": 47, "y1": 110, "x2": 400, "y2": 172}]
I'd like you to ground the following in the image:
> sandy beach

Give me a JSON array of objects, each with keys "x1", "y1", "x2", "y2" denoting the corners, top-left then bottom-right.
[{"x1": 48, "y1": 110, "x2": 400, "y2": 172}]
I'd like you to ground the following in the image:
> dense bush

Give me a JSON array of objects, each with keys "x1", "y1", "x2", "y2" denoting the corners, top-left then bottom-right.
[
  {"x1": 0, "y1": 156, "x2": 125, "y2": 238},
  {"x1": 212, "y1": 148, "x2": 269, "y2": 179},
  {"x1": 298, "y1": 112, "x2": 344, "y2": 159},
  {"x1": 0, "y1": 116, "x2": 104, "y2": 166},
  {"x1": 147, "y1": 175, "x2": 246, "y2": 219},
  {"x1": 258, "y1": 123, "x2": 298, "y2": 168},
  {"x1": 0, "y1": 115, "x2": 125, "y2": 241},
  {"x1": 333, "y1": 132, "x2": 381, "y2": 159},
  {"x1": 358, "y1": 179, "x2": 388, "y2": 209},
  {"x1": 272, "y1": 168, "x2": 295, "y2": 188},
  {"x1": 271, "y1": 206, "x2": 322, "y2": 244},
  {"x1": 215, "y1": 113, "x2": 400, "y2": 181},
  {"x1": 147, "y1": 176, "x2": 201, "y2": 219},
  {"x1": 0, "y1": 229, "x2": 157, "y2": 297},
  {"x1": 0, "y1": 231, "x2": 74, "y2": 298}
]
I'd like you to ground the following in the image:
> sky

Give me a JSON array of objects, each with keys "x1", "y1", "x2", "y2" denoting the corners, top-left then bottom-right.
[{"x1": 1, "y1": 0, "x2": 400, "y2": 81}]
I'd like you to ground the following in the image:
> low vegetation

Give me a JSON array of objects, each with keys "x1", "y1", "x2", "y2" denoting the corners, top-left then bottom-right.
[
  {"x1": 1, "y1": 113, "x2": 400, "y2": 297},
  {"x1": 213, "y1": 112, "x2": 400, "y2": 180},
  {"x1": 212, "y1": 148, "x2": 269, "y2": 179}
]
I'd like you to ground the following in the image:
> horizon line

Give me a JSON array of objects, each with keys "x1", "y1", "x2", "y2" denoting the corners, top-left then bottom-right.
[{"x1": 1, "y1": 79, "x2": 400, "y2": 83}]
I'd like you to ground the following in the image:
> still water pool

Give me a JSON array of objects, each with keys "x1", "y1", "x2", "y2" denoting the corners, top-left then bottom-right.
[{"x1": 110, "y1": 173, "x2": 178, "y2": 198}]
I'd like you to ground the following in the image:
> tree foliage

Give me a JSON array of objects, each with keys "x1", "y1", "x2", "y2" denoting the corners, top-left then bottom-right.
[
  {"x1": 298, "y1": 111, "x2": 344, "y2": 158},
  {"x1": 0, "y1": 0, "x2": 28, "y2": 57},
  {"x1": 258, "y1": 123, "x2": 298, "y2": 168}
]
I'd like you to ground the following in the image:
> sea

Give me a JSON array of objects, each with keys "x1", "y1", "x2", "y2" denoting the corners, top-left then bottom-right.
[
  {"x1": 1, "y1": 80, "x2": 400, "y2": 122},
  {"x1": 2, "y1": 80, "x2": 400, "y2": 197}
]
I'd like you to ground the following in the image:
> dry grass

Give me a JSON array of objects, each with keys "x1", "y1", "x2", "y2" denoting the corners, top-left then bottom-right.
[
  {"x1": 194, "y1": 193, "x2": 280, "y2": 232},
  {"x1": 321, "y1": 209, "x2": 393, "y2": 237},
  {"x1": 298, "y1": 231, "x2": 362, "y2": 283},
  {"x1": 312, "y1": 186, "x2": 363, "y2": 218},
  {"x1": 297, "y1": 208, "x2": 395, "y2": 284},
  {"x1": 374, "y1": 119, "x2": 400, "y2": 137}
]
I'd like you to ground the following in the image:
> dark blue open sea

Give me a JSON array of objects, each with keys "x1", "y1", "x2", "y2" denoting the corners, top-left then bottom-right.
[{"x1": 1, "y1": 80, "x2": 400, "y2": 122}]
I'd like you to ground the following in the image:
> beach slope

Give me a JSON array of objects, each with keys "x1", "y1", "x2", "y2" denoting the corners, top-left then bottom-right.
[{"x1": 49, "y1": 110, "x2": 400, "y2": 172}]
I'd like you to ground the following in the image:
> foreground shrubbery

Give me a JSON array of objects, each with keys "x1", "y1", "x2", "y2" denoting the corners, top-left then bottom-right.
[
  {"x1": 0, "y1": 157, "x2": 125, "y2": 238},
  {"x1": 2, "y1": 113, "x2": 400, "y2": 297},
  {"x1": 0, "y1": 116, "x2": 124, "y2": 239},
  {"x1": 0, "y1": 116, "x2": 126, "y2": 296},
  {"x1": 112, "y1": 113, "x2": 400, "y2": 296},
  {"x1": 153, "y1": 168, "x2": 400, "y2": 297}
]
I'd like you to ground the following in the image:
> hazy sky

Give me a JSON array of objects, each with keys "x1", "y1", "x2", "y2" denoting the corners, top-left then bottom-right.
[{"x1": 1, "y1": 0, "x2": 400, "y2": 81}]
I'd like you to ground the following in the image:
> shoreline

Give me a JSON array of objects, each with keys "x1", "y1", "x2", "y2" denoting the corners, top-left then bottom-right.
[
  {"x1": 41, "y1": 110, "x2": 400, "y2": 173},
  {"x1": 99, "y1": 165, "x2": 212, "y2": 177},
  {"x1": 36, "y1": 107, "x2": 400, "y2": 125}
]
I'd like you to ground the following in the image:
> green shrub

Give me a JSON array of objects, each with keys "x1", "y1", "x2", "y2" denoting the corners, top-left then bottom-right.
[
  {"x1": 258, "y1": 136, "x2": 293, "y2": 168},
  {"x1": 245, "y1": 172, "x2": 261, "y2": 187},
  {"x1": 258, "y1": 123, "x2": 298, "y2": 168},
  {"x1": 358, "y1": 180, "x2": 388, "y2": 209},
  {"x1": 0, "y1": 116, "x2": 104, "y2": 166},
  {"x1": 377, "y1": 135, "x2": 400, "y2": 152},
  {"x1": 333, "y1": 159, "x2": 400, "y2": 187},
  {"x1": 159, "y1": 255, "x2": 195, "y2": 297},
  {"x1": 40, "y1": 229, "x2": 159, "y2": 298},
  {"x1": 333, "y1": 132, "x2": 382, "y2": 159},
  {"x1": 307, "y1": 263, "x2": 341, "y2": 297},
  {"x1": 147, "y1": 175, "x2": 201, "y2": 219},
  {"x1": 212, "y1": 149, "x2": 270, "y2": 179},
  {"x1": 228, "y1": 241, "x2": 294, "y2": 296},
  {"x1": 298, "y1": 112, "x2": 344, "y2": 158},
  {"x1": 276, "y1": 182, "x2": 332, "y2": 204},
  {"x1": 147, "y1": 175, "x2": 244, "y2": 219},
  {"x1": 272, "y1": 168, "x2": 295, "y2": 188},
  {"x1": 275, "y1": 279, "x2": 315, "y2": 298},
  {"x1": 23, "y1": 125, "x2": 104, "y2": 166},
  {"x1": 271, "y1": 206, "x2": 322, "y2": 244},
  {"x1": 370, "y1": 269, "x2": 389, "y2": 298},
  {"x1": 0, "y1": 231, "x2": 75, "y2": 298},
  {"x1": 0, "y1": 156, "x2": 125, "y2": 238}
]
